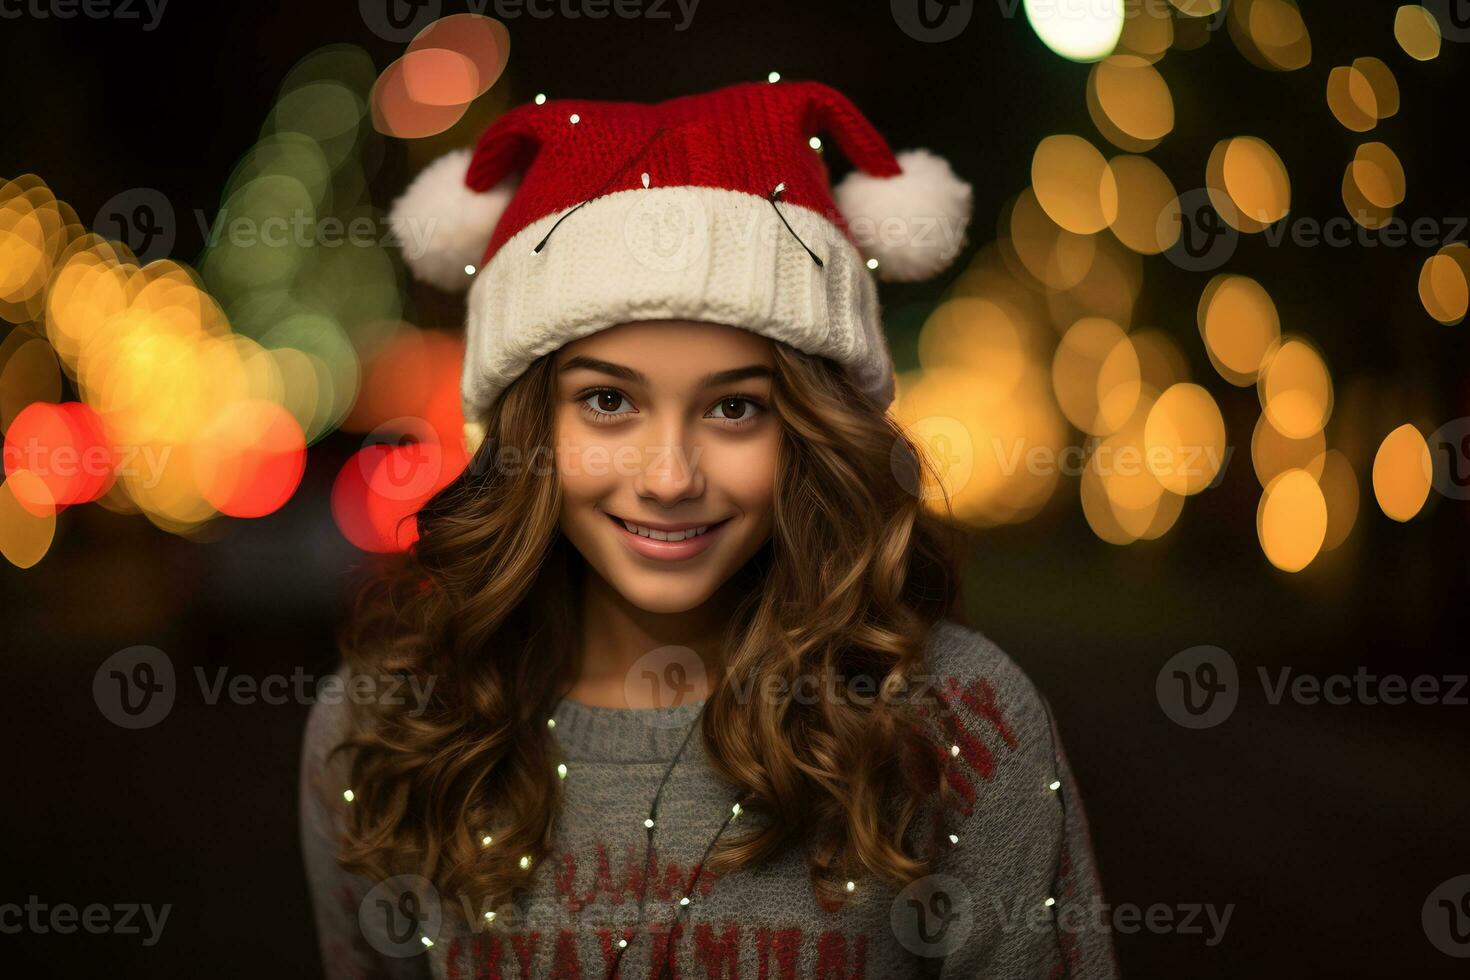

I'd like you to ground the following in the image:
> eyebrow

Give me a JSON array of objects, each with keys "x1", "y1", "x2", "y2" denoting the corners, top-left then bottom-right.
[{"x1": 559, "y1": 355, "x2": 774, "y2": 388}]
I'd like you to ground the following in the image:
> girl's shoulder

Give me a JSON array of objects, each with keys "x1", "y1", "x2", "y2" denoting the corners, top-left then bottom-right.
[{"x1": 917, "y1": 618, "x2": 1066, "y2": 816}]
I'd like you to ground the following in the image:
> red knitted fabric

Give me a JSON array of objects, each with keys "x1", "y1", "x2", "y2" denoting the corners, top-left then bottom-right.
[{"x1": 463, "y1": 80, "x2": 905, "y2": 267}]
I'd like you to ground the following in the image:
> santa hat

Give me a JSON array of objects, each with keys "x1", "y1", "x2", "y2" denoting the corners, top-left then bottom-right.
[{"x1": 388, "y1": 80, "x2": 973, "y2": 449}]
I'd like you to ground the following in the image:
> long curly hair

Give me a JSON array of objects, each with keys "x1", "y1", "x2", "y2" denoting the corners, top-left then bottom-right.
[{"x1": 331, "y1": 339, "x2": 967, "y2": 916}]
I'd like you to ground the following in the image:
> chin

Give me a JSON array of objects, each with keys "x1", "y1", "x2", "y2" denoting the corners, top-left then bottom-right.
[{"x1": 608, "y1": 573, "x2": 722, "y2": 615}]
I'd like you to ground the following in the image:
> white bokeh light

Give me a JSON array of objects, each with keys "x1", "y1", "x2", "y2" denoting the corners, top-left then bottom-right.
[{"x1": 1023, "y1": 0, "x2": 1125, "y2": 63}]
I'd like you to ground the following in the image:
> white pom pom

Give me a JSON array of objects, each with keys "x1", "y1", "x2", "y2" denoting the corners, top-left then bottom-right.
[
  {"x1": 388, "y1": 148, "x2": 516, "y2": 292},
  {"x1": 832, "y1": 148, "x2": 973, "y2": 282}
]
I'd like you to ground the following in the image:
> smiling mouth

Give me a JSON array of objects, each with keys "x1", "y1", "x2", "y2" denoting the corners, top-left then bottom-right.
[{"x1": 605, "y1": 513, "x2": 731, "y2": 542}]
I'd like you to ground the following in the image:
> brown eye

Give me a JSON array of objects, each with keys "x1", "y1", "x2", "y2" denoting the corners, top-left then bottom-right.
[
  {"x1": 708, "y1": 396, "x2": 761, "y2": 422},
  {"x1": 580, "y1": 390, "x2": 635, "y2": 418}
]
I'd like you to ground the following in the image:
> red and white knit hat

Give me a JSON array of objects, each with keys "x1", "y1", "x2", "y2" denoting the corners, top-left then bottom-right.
[{"x1": 388, "y1": 80, "x2": 973, "y2": 446}]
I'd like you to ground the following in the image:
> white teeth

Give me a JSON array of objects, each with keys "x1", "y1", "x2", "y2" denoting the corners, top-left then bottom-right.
[{"x1": 620, "y1": 520, "x2": 714, "y2": 541}]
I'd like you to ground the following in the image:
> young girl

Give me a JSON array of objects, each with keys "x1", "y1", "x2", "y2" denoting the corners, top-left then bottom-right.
[{"x1": 301, "y1": 80, "x2": 1117, "y2": 979}]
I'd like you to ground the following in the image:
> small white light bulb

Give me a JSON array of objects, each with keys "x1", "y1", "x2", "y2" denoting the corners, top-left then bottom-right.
[
  {"x1": 464, "y1": 264, "x2": 476, "y2": 276},
  {"x1": 534, "y1": 93, "x2": 547, "y2": 105},
  {"x1": 342, "y1": 789, "x2": 355, "y2": 803},
  {"x1": 569, "y1": 113, "x2": 580, "y2": 124},
  {"x1": 767, "y1": 71, "x2": 781, "y2": 83},
  {"x1": 866, "y1": 258, "x2": 879, "y2": 270},
  {"x1": 808, "y1": 136, "x2": 822, "y2": 151}
]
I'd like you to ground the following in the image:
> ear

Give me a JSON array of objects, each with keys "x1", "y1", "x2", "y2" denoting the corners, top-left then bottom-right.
[{"x1": 387, "y1": 106, "x2": 540, "y2": 292}]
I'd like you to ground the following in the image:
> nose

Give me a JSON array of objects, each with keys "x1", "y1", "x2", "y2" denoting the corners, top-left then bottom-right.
[{"x1": 631, "y1": 420, "x2": 704, "y2": 508}]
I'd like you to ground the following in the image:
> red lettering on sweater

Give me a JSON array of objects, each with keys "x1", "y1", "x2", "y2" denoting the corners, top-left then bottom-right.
[
  {"x1": 947, "y1": 676, "x2": 1018, "y2": 748},
  {"x1": 692, "y1": 922, "x2": 740, "y2": 978},
  {"x1": 546, "y1": 843, "x2": 725, "y2": 912},
  {"x1": 755, "y1": 926, "x2": 802, "y2": 979},
  {"x1": 509, "y1": 930, "x2": 541, "y2": 978},
  {"x1": 549, "y1": 929, "x2": 583, "y2": 979},
  {"x1": 647, "y1": 920, "x2": 686, "y2": 979},
  {"x1": 446, "y1": 934, "x2": 506, "y2": 979},
  {"x1": 815, "y1": 930, "x2": 867, "y2": 979},
  {"x1": 453, "y1": 923, "x2": 881, "y2": 978}
]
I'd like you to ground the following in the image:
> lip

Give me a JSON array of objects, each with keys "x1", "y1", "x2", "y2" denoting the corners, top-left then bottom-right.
[{"x1": 607, "y1": 512, "x2": 730, "y2": 561}]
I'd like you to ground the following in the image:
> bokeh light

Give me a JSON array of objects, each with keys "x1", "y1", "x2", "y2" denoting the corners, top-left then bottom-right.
[{"x1": 1372, "y1": 423, "x2": 1431, "y2": 522}]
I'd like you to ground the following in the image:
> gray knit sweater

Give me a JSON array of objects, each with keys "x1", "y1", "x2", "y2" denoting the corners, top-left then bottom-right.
[{"x1": 300, "y1": 620, "x2": 1119, "y2": 979}]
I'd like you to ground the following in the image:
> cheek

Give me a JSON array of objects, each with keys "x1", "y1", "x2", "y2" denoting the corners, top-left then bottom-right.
[
  {"x1": 708, "y1": 432, "x2": 780, "y2": 517},
  {"x1": 554, "y1": 411, "x2": 617, "y2": 506}
]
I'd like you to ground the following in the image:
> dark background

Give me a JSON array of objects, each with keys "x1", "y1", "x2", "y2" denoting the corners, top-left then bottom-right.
[{"x1": 3, "y1": 1, "x2": 1467, "y2": 976}]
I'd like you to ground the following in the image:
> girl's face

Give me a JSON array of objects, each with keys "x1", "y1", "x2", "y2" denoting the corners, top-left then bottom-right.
[{"x1": 553, "y1": 320, "x2": 780, "y2": 614}]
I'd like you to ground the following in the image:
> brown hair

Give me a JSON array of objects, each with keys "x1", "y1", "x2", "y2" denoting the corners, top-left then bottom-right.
[{"x1": 332, "y1": 340, "x2": 965, "y2": 914}]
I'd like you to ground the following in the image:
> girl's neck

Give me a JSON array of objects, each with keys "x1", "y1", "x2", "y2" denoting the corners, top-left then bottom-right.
[{"x1": 565, "y1": 568, "x2": 729, "y2": 708}]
